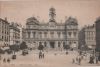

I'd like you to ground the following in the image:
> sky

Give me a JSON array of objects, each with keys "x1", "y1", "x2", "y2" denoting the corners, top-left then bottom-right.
[{"x1": 0, "y1": 0, "x2": 100, "y2": 28}]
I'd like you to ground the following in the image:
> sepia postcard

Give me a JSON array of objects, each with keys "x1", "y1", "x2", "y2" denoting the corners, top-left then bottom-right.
[{"x1": 0, "y1": 0, "x2": 100, "y2": 67}]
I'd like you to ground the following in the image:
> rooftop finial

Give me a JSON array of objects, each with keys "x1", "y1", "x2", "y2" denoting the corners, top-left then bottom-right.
[
  {"x1": 5, "y1": 17, "x2": 7, "y2": 21},
  {"x1": 49, "y1": 7, "x2": 56, "y2": 22}
]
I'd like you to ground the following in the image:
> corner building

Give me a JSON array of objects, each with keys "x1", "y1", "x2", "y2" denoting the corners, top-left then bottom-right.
[
  {"x1": 79, "y1": 24, "x2": 96, "y2": 49},
  {"x1": 0, "y1": 18, "x2": 10, "y2": 47},
  {"x1": 24, "y1": 7, "x2": 78, "y2": 50}
]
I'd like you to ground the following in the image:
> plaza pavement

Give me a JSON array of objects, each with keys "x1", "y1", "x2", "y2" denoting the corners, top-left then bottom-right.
[{"x1": 0, "y1": 50, "x2": 100, "y2": 67}]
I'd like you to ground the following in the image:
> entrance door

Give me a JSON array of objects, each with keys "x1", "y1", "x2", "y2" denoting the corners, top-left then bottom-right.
[{"x1": 50, "y1": 42, "x2": 55, "y2": 48}]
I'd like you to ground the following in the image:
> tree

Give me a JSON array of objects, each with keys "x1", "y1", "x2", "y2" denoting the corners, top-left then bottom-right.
[
  {"x1": 64, "y1": 45, "x2": 69, "y2": 50},
  {"x1": 9, "y1": 44, "x2": 19, "y2": 55},
  {"x1": 9, "y1": 45, "x2": 19, "y2": 51},
  {"x1": 20, "y1": 41, "x2": 27, "y2": 50},
  {"x1": 38, "y1": 44, "x2": 44, "y2": 51}
]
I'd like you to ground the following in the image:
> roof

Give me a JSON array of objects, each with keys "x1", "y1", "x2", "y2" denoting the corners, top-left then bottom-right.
[
  {"x1": 0, "y1": 18, "x2": 9, "y2": 24},
  {"x1": 65, "y1": 17, "x2": 78, "y2": 25},
  {"x1": 26, "y1": 16, "x2": 39, "y2": 25},
  {"x1": 95, "y1": 16, "x2": 100, "y2": 23}
]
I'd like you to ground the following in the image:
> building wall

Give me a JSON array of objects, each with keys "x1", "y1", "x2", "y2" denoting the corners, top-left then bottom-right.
[
  {"x1": 85, "y1": 25, "x2": 96, "y2": 48},
  {"x1": 79, "y1": 24, "x2": 96, "y2": 49},
  {"x1": 9, "y1": 23, "x2": 20, "y2": 45},
  {"x1": 95, "y1": 18, "x2": 100, "y2": 51},
  {"x1": 0, "y1": 18, "x2": 10, "y2": 47},
  {"x1": 23, "y1": 8, "x2": 79, "y2": 50},
  {"x1": 24, "y1": 17, "x2": 78, "y2": 50}
]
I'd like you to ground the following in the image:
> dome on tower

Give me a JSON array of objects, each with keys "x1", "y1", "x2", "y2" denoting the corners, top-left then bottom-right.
[
  {"x1": 26, "y1": 16, "x2": 39, "y2": 25},
  {"x1": 65, "y1": 17, "x2": 78, "y2": 25},
  {"x1": 49, "y1": 7, "x2": 55, "y2": 12}
]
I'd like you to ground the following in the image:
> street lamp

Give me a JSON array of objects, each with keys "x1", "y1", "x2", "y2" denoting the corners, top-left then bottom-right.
[{"x1": 92, "y1": 45, "x2": 96, "y2": 56}]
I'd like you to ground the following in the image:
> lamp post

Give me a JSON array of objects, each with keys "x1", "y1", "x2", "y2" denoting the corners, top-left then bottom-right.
[
  {"x1": 0, "y1": 38, "x2": 2, "y2": 60},
  {"x1": 92, "y1": 45, "x2": 96, "y2": 57}
]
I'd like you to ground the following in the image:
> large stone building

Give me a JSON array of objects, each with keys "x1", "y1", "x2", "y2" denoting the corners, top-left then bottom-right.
[
  {"x1": 0, "y1": 18, "x2": 10, "y2": 47},
  {"x1": 9, "y1": 22, "x2": 20, "y2": 45},
  {"x1": 79, "y1": 24, "x2": 96, "y2": 49},
  {"x1": 24, "y1": 7, "x2": 78, "y2": 50}
]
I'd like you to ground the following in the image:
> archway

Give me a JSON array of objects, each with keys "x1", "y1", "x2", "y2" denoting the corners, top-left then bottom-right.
[{"x1": 50, "y1": 41, "x2": 55, "y2": 48}]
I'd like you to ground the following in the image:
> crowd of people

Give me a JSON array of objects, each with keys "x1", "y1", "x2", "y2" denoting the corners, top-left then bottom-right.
[
  {"x1": 71, "y1": 50, "x2": 100, "y2": 65},
  {"x1": 0, "y1": 48, "x2": 100, "y2": 66}
]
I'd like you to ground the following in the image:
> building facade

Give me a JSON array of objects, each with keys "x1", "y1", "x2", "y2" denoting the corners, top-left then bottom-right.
[
  {"x1": 95, "y1": 17, "x2": 100, "y2": 52},
  {"x1": 79, "y1": 24, "x2": 96, "y2": 49},
  {"x1": 0, "y1": 18, "x2": 10, "y2": 47},
  {"x1": 24, "y1": 7, "x2": 79, "y2": 50},
  {"x1": 9, "y1": 22, "x2": 20, "y2": 45}
]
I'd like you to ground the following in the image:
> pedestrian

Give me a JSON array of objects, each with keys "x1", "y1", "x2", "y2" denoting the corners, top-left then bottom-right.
[
  {"x1": 96, "y1": 56, "x2": 98, "y2": 64},
  {"x1": 81, "y1": 55, "x2": 84, "y2": 60},
  {"x1": 76, "y1": 57, "x2": 78, "y2": 64},
  {"x1": 89, "y1": 55, "x2": 94, "y2": 64},
  {"x1": 7, "y1": 58, "x2": 10, "y2": 63},
  {"x1": 39, "y1": 51, "x2": 42, "y2": 59},
  {"x1": 3, "y1": 58, "x2": 6, "y2": 63},
  {"x1": 78, "y1": 57, "x2": 81, "y2": 65},
  {"x1": 66, "y1": 51, "x2": 68, "y2": 55},
  {"x1": 72, "y1": 58, "x2": 75, "y2": 64},
  {"x1": 42, "y1": 51, "x2": 44, "y2": 59},
  {"x1": 0, "y1": 55, "x2": 1, "y2": 60}
]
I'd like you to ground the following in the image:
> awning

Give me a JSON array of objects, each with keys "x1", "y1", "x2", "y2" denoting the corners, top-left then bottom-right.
[{"x1": 1, "y1": 47, "x2": 10, "y2": 50}]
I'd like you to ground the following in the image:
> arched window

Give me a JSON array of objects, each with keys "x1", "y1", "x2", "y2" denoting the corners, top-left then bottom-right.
[
  {"x1": 44, "y1": 42, "x2": 47, "y2": 47},
  {"x1": 68, "y1": 32, "x2": 71, "y2": 37},
  {"x1": 69, "y1": 42, "x2": 71, "y2": 45},
  {"x1": 63, "y1": 42, "x2": 65, "y2": 48},
  {"x1": 39, "y1": 42, "x2": 42, "y2": 45},
  {"x1": 50, "y1": 32, "x2": 54, "y2": 38},
  {"x1": 33, "y1": 32, "x2": 36, "y2": 38},
  {"x1": 74, "y1": 32, "x2": 76, "y2": 37},
  {"x1": 57, "y1": 32, "x2": 61, "y2": 38},
  {"x1": 39, "y1": 32, "x2": 42, "y2": 38},
  {"x1": 58, "y1": 42, "x2": 61, "y2": 47},
  {"x1": 28, "y1": 32, "x2": 30, "y2": 38},
  {"x1": 44, "y1": 32, "x2": 47, "y2": 38}
]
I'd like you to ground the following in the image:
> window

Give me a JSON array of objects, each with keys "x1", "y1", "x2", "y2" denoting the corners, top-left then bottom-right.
[
  {"x1": 2, "y1": 31, "x2": 3, "y2": 33},
  {"x1": 63, "y1": 42, "x2": 65, "y2": 48},
  {"x1": 28, "y1": 25, "x2": 30, "y2": 28},
  {"x1": 62, "y1": 32, "x2": 65, "y2": 35},
  {"x1": 69, "y1": 42, "x2": 71, "y2": 44},
  {"x1": 74, "y1": 32, "x2": 77, "y2": 37},
  {"x1": 44, "y1": 42, "x2": 47, "y2": 47},
  {"x1": 39, "y1": 32, "x2": 42, "y2": 38},
  {"x1": 2, "y1": 36, "x2": 3, "y2": 40},
  {"x1": 44, "y1": 32, "x2": 47, "y2": 38},
  {"x1": 33, "y1": 32, "x2": 36, "y2": 38},
  {"x1": 28, "y1": 32, "x2": 30, "y2": 38},
  {"x1": 58, "y1": 42, "x2": 61, "y2": 47},
  {"x1": 50, "y1": 32, "x2": 54, "y2": 38},
  {"x1": 68, "y1": 32, "x2": 71, "y2": 37},
  {"x1": 57, "y1": 32, "x2": 61, "y2": 38},
  {"x1": 39, "y1": 42, "x2": 42, "y2": 45}
]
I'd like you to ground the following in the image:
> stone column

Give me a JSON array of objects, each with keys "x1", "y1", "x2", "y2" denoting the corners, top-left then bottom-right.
[
  {"x1": 48, "y1": 31, "x2": 50, "y2": 39},
  {"x1": 26, "y1": 32, "x2": 28, "y2": 38},
  {"x1": 55, "y1": 41, "x2": 58, "y2": 50},
  {"x1": 47, "y1": 41, "x2": 50, "y2": 48},
  {"x1": 42, "y1": 32, "x2": 44, "y2": 39},
  {"x1": 30, "y1": 31, "x2": 33, "y2": 38},
  {"x1": 60, "y1": 42, "x2": 63, "y2": 51},
  {"x1": 61, "y1": 32, "x2": 63, "y2": 39}
]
